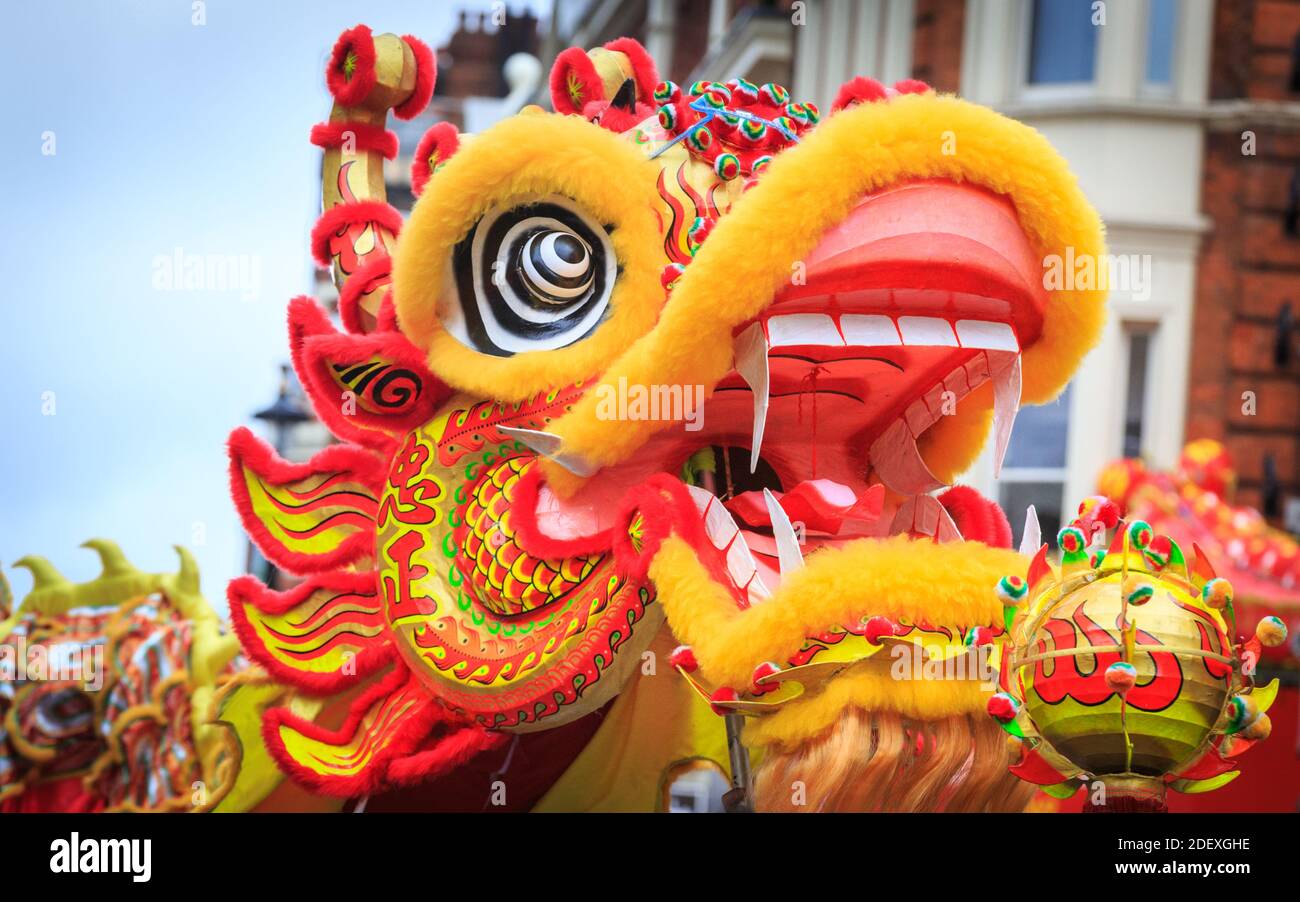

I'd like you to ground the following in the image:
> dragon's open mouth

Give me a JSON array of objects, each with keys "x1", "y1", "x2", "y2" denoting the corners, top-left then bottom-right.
[{"x1": 524, "y1": 178, "x2": 1046, "y2": 682}]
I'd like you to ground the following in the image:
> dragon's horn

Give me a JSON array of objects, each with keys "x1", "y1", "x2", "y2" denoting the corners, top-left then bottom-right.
[
  {"x1": 174, "y1": 545, "x2": 201, "y2": 594},
  {"x1": 313, "y1": 28, "x2": 435, "y2": 334},
  {"x1": 13, "y1": 555, "x2": 69, "y2": 590},
  {"x1": 81, "y1": 539, "x2": 134, "y2": 577}
]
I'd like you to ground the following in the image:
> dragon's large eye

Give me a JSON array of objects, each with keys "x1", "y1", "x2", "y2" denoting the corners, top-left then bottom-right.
[{"x1": 444, "y1": 196, "x2": 616, "y2": 356}]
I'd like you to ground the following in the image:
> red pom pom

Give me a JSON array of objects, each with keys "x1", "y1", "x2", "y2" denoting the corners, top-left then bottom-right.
[
  {"x1": 831, "y1": 76, "x2": 888, "y2": 113},
  {"x1": 394, "y1": 34, "x2": 437, "y2": 120},
  {"x1": 751, "y1": 661, "x2": 781, "y2": 695},
  {"x1": 864, "y1": 615, "x2": 897, "y2": 645},
  {"x1": 410, "y1": 122, "x2": 460, "y2": 197},
  {"x1": 326, "y1": 24, "x2": 378, "y2": 107},
  {"x1": 709, "y1": 686, "x2": 740, "y2": 716},
  {"x1": 987, "y1": 692, "x2": 1020, "y2": 724},
  {"x1": 893, "y1": 78, "x2": 932, "y2": 95},
  {"x1": 965, "y1": 625, "x2": 995, "y2": 647},
  {"x1": 669, "y1": 645, "x2": 698, "y2": 673},
  {"x1": 661, "y1": 262, "x2": 686, "y2": 291}
]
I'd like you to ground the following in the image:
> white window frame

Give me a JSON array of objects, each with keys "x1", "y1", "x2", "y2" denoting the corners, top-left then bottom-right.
[
  {"x1": 1016, "y1": 0, "x2": 1102, "y2": 104},
  {"x1": 1119, "y1": 320, "x2": 1160, "y2": 461},
  {"x1": 1138, "y1": 0, "x2": 1180, "y2": 99}
]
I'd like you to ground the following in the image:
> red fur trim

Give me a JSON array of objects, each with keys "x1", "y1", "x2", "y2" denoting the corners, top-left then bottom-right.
[
  {"x1": 603, "y1": 37, "x2": 659, "y2": 103},
  {"x1": 550, "y1": 46, "x2": 603, "y2": 115},
  {"x1": 227, "y1": 426, "x2": 385, "y2": 574},
  {"x1": 586, "y1": 98, "x2": 656, "y2": 133},
  {"x1": 287, "y1": 294, "x2": 333, "y2": 354},
  {"x1": 893, "y1": 78, "x2": 932, "y2": 95},
  {"x1": 311, "y1": 201, "x2": 403, "y2": 268},
  {"x1": 384, "y1": 724, "x2": 506, "y2": 787},
  {"x1": 261, "y1": 664, "x2": 444, "y2": 797},
  {"x1": 337, "y1": 254, "x2": 393, "y2": 334},
  {"x1": 937, "y1": 485, "x2": 1012, "y2": 548},
  {"x1": 309, "y1": 121, "x2": 398, "y2": 160},
  {"x1": 394, "y1": 34, "x2": 437, "y2": 120},
  {"x1": 410, "y1": 122, "x2": 460, "y2": 197},
  {"x1": 287, "y1": 298, "x2": 449, "y2": 452},
  {"x1": 669, "y1": 645, "x2": 698, "y2": 672},
  {"x1": 611, "y1": 475, "x2": 737, "y2": 600},
  {"x1": 376, "y1": 293, "x2": 399, "y2": 332},
  {"x1": 326, "y1": 24, "x2": 378, "y2": 107},
  {"x1": 226, "y1": 571, "x2": 393, "y2": 695},
  {"x1": 831, "y1": 76, "x2": 888, "y2": 112},
  {"x1": 509, "y1": 462, "x2": 614, "y2": 559}
]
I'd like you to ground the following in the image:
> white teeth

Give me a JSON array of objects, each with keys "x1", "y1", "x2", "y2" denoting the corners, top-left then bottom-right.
[
  {"x1": 766, "y1": 313, "x2": 844, "y2": 347},
  {"x1": 935, "y1": 504, "x2": 963, "y2": 543},
  {"x1": 956, "y1": 320, "x2": 1019, "y2": 352},
  {"x1": 1019, "y1": 504, "x2": 1041, "y2": 556},
  {"x1": 897, "y1": 316, "x2": 958, "y2": 346},
  {"x1": 689, "y1": 484, "x2": 738, "y2": 548},
  {"x1": 904, "y1": 398, "x2": 931, "y2": 437},
  {"x1": 497, "y1": 426, "x2": 599, "y2": 477},
  {"x1": 890, "y1": 494, "x2": 963, "y2": 542},
  {"x1": 839, "y1": 314, "x2": 901, "y2": 346},
  {"x1": 944, "y1": 365, "x2": 969, "y2": 397},
  {"x1": 762, "y1": 488, "x2": 805, "y2": 575},
  {"x1": 922, "y1": 381, "x2": 949, "y2": 421},
  {"x1": 989, "y1": 351, "x2": 1022, "y2": 478},
  {"x1": 868, "y1": 418, "x2": 946, "y2": 495},
  {"x1": 686, "y1": 485, "x2": 771, "y2": 604},
  {"x1": 733, "y1": 322, "x2": 770, "y2": 475},
  {"x1": 727, "y1": 315, "x2": 1020, "y2": 486}
]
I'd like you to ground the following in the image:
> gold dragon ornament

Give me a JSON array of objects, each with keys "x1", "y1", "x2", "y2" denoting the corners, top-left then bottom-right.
[{"x1": 990, "y1": 504, "x2": 1286, "y2": 812}]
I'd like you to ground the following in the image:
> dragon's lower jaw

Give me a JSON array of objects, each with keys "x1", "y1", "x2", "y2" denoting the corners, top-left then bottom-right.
[
  {"x1": 646, "y1": 524, "x2": 1024, "y2": 722},
  {"x1": 644, "y1": 530, "x2": 1031, "y2": 811}
]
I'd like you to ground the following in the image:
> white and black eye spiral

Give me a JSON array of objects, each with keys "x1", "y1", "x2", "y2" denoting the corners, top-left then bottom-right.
[{"x1": 444, "y1": 196, "x2": 616, "y2": 356}]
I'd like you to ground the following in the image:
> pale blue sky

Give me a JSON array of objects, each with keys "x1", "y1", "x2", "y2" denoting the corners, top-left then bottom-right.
[{"x1": 2, "y1": 1, "x2": 544, "y2": 612}]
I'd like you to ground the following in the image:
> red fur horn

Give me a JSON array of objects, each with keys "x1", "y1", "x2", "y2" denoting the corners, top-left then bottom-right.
[
  {"x1": 603, "y1": 37, "x2": 659, "y2": 103},
  {"x1": 550, "y1": 46, "x2": 604, "y2": 115},
  {"x1": 832, "y1": 76, "x2": 888, "y2": 112},
  {"x1": 411, "y1": 122, "x2": 461, "y2": 197}
]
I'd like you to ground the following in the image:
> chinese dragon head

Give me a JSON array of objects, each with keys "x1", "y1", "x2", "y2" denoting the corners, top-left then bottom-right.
[{"x1": 225, "y1": 25, "x2": 1108, "y2": 811}]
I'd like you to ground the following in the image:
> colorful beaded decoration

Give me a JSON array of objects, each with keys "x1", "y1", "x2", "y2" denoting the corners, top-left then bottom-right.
[{"x1": 650, "y1": 78, "x2": 818, "y2": 180}]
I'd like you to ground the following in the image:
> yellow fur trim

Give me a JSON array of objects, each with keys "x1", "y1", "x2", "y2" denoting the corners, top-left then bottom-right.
[
  {"x1": 745, "y1": 664, "x2": 995, "y2": 751},
  {"x1": 544, "y1": 93, "x2": 1106, "y2": 493},
  {"x1": 392, "y1": 113, "x2": 666, "y2": 403},
  {"x1": 648, "y1": 533, "x2": 1024, "y2": 691}
]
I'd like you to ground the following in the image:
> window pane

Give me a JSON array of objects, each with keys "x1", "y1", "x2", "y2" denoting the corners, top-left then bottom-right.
[
  {"x1": 1001, "y1": 481, "x2": 1065, "y2": 550},
  {"x1": 1145, "y1": 0, "x2": 1177, "y2": 85},
  {"x1": 1028, "y1": 0, "x2": 1098, "y2": 85},
  {"x1": 1003, "y1": 384, "x2": 1072, "y2": 469},
  {"x1": 1122, "y1": 328, "x2": 1153, "y2": 458}
]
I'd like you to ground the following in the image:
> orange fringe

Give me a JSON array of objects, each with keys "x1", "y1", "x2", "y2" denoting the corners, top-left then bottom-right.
[{"x1": 754, "y1": 708, "x2": 1034, "y2": 812}]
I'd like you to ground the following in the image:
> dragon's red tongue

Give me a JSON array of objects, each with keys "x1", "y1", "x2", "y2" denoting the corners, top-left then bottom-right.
[{"x1": 725, "y1": 479, "x2": 884, "y2": 535}]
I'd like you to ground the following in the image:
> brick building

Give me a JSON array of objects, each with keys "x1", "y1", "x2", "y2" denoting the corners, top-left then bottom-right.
[{"x1": 1189, "y1": 0, "x2": 1300, "y2": 523}]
